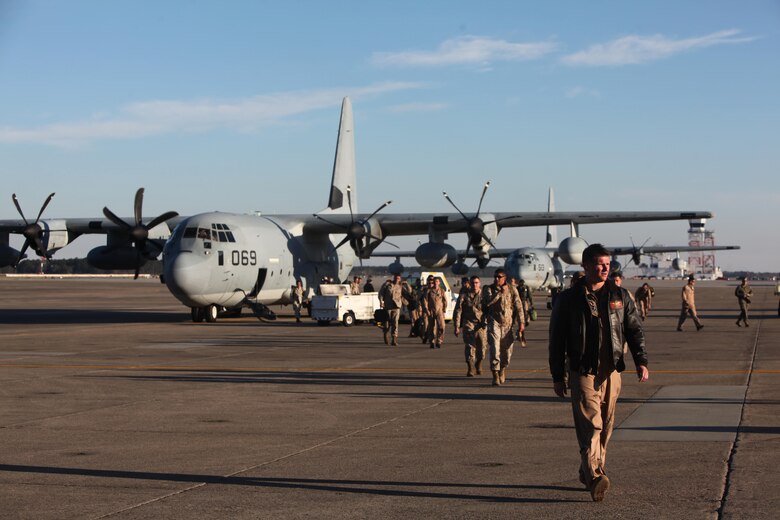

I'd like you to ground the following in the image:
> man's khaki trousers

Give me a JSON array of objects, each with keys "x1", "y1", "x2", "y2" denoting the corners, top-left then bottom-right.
[{"x1": 569, "y1": 369, "x2": 622, "y2": 487}]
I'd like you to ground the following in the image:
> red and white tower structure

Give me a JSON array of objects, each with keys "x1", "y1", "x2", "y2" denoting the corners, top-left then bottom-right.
[{"x1": 687, "y1": 218, "x2": 717, "y2": 277}]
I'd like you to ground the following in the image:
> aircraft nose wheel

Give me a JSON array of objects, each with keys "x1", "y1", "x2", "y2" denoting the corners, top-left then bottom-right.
[
  {"x1": 191, "y1": 305, "x2": 219, "y2": 322},
  {"x1": 205, "y1": 304, "x2": 219, "y2": 322}
]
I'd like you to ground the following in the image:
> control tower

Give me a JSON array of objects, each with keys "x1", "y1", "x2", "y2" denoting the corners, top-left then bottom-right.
[{"x1": 687, "y1": 218, "x2": 717, "y2": 278}]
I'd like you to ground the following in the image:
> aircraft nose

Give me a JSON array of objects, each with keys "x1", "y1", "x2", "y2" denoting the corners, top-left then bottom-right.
[{"x1": 164, "y1": 251, "x2": 209, "y2": 306}]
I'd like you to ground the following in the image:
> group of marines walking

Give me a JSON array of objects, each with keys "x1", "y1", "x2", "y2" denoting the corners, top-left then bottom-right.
[
  {"x1": 452, "y1": 269, "x2": 530, "y2": 386},
  {"x1": 375, "y1": 268, "x2": 534, "y2": 386},
  {"x1": 291, "y1": 244, "x2": 761, "y2": 503}
]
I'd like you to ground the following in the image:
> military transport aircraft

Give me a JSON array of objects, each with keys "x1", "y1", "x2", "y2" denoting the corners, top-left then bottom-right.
[
  {"x1": 374, "y1": 187, "x2": 739, "y2": 291},
  {"x1": 1, "y1": 98, "x2": 716, "y2": 322}
]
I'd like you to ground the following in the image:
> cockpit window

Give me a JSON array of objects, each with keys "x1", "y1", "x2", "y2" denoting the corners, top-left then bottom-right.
[
  {"x1": 210, "y1": 223, "x2": 236, "y2": 243},
  {"x1": 197, "y1": 228, "x2": 212, "y2": 240},
  {"x1": 183, "y1": 227, "x2": 197, "y2": 239}
]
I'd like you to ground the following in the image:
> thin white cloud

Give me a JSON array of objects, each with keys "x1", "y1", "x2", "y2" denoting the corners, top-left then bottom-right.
[
  {"x1": 387, "y1": 102, "x2": 448, "y2": 113},
  {"x1": 561, "y1": 29, "x2": 757, "y2": 67},
  {"x1": 372, "y1": 35, "x2": 558, "y2": 67},
  {"x1": 0, "y1": 82, "x2": 423, "y2": 147},
  {"x1": 565, "y1": 86, "x2": 600, "y2": 99}
]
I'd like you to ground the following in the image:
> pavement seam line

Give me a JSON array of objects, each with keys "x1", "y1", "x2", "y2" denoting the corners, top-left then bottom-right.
[{"x1": 717, "y1": 319, "x2": 761, "y2": 519}]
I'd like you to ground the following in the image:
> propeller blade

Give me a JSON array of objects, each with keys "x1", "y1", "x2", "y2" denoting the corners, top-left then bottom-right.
[
  {"x1": 34, "y1": 193, "x2": 55, "y2": 224},
  {"x1": 480, "y1": 233, "x2": 497, "y2": 250},
  {"x1": 442, "y1": 192, "x2": 469, "y2": 221},
  {"x1": 369, "y1": 234, "x2": 398, "y2": 249},
  {"x1": 15, "y1": 240, "x2": 30, "y2": 268},
  {"x1": 363, "y1": 200, "x2": 392, "y2": 222},
  {"x1": 145, "y1": 211, "x2": 179, "y2": 230},
  {"x1": 475, "y1": 181, "x2": 490, "y2": 217},
  {"x1": 311, "y1": 214, "x2": 344, "y2": 228},
  {"x1": 333, "y1": 236, "x2": 352, "y2": 251},
  {"x1": 134, "y1": 188, "x2": 144, "y2": 226},
  {"x1": 346, "y1": 185, "x2": 355, "y2": 223},
  {"x1": 11, "y1": 194, "x2": 28, "y2": 224},
  {"x1": 483, "y1": 214, "x2": 521, "y2": 226},
  {"x1": 103, "y1": 207, "x2": 132, "y2": 231},
  {"x1": 132, "y1": 245, "x2": 145, "y2": 279}
]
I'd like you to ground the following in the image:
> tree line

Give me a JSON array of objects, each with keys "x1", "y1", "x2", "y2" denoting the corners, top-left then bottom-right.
[{"x1": 1, "y1": 258, "x2": 163, "y2": 276}]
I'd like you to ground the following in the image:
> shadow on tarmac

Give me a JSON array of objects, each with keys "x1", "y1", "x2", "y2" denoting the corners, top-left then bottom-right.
[
  {"x1": 91, "y1": 370, "x2": 551, "y2": 389},
  {"x1": 0, "y1": 309, "x2": 188, "y2": 324},
  {"x1": 0, "y1": 464, "x2": 587, "y2": 503}
]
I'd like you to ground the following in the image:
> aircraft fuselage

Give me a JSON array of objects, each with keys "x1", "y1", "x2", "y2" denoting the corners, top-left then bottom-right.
[{"x1": 162, "y1": 212, "x2": 353, "y2": 309}]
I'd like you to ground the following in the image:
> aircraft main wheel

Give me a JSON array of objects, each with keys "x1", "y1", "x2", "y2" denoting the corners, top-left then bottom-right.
[
  {"x1": 205, "y1": 304, "x2": 219, "y2": 323},
  {"x1": 191, "y1": 307, "x2": 205, "y2": 322},
  {"x1": 343, "y1": 312, "x2": 355, "y2": 327}
]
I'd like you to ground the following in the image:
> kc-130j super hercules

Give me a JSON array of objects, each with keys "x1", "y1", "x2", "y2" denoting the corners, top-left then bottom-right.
[{"x1": 0, "y1": 98, "x2": 716, "y2": 322}]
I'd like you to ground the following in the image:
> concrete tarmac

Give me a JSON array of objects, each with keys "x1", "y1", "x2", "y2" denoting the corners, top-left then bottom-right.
[{"x1": 0, "y1": 276, "x2": 778, "y2": 519}]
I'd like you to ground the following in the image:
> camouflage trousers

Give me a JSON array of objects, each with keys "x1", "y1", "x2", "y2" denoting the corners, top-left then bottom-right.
[
  {"x1": 426, "y1": 312, "x2": 446, "y2": 345},
  {"x1": 487, "y1": 320, "x2": 514, "y2": 372},
  {"x1": 383, "y1": 309, "x2": 401, "y2": 339},
  {"x1": 462, "y1": 327, "x2": 487, "y2": 364}
]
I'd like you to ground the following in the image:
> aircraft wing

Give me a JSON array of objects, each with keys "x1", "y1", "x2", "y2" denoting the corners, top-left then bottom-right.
[
  {"x1": 370, "y1": 247, "x2": 532, "y2": 259},
  {"x1": 371, "y1": 244, "x2": 740, "y2": 259},
  {"x1": 610, "y1": 245, "x2": 740, "y2": 255},
  {"x1": 0, "y1": 217, "x2": 188, "y2": 236},
  {"x1": 303, "y1": 210, "x2": 714, "y2": 236}
]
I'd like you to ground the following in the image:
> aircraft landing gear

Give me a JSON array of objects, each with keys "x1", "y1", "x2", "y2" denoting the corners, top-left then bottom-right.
[
  {"x1": 205, "y1": 304, "x2": 219, "y2": 322},
  {"x1": 191, "y1": 307, "x2": 205, "y2": 322},
  {"x1": 191, "y1": 304, "x2": 219, "y2": 322}
]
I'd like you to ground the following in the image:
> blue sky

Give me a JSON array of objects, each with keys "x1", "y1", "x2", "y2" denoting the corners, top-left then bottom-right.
[{"x1": 1, "y1": 1, "x2": 778, "y2": 271}]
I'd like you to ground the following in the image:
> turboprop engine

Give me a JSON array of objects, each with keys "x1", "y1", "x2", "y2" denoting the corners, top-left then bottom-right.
[
  {"x1": 415, "y1": 242, "x2": 457, "y2": 269},
  {"x1": 450, "y1": 259, "x2": 469, "y2": 276},
  {"x1": 558, "y1": 236, "x2": 588, "y2": 265}
]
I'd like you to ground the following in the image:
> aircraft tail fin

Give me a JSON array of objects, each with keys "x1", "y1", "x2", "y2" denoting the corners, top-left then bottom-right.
[
  {"x1": 324, "y1": 97, "x2": 356, "y2": 214},
  {"x1": 544, "y1": 187, "x2": 557, "y2": 248}
]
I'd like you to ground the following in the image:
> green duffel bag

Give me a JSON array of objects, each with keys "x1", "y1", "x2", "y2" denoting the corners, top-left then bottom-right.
[{"x1": 529, "y1": 309, "x2": 538, "y2": 321}]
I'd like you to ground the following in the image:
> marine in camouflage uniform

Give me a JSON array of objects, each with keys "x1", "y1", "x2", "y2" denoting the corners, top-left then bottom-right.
[
  {"x1": 515, "y1": 278, "x2": 533, "y2": 347},
  {"x1": 453, "y1": 276, "x2": 487, "y2": 376},
  {"x1": 735, "y1": 277, "x2": 753, "y2": 327},
  {"x1": 378, "y1": 274, "x2": 412, "y2": 345},
  {"x1": 422, "y1": 277, "x2": 448, "y2": 348},
  {"x1": 482, "y1": 268, "x2": 525, "y2": 385}
]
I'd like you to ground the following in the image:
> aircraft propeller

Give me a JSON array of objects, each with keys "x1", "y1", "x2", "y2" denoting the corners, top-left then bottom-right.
[
  {"x1": 629, "y1": 236, "x2": 652, "y2": 265},
  {"x1": 313, "y1": 185, "x2": 397, "y2": 262},
  {"x1": 11, "y1": 192, "x2": 56, "y2": 267},
  {"x1": 102, "y1": 188, "x2": 179, "y2": 279},
  {"x1": 443, "y1": 181, "x2": 517, "y2": 268}
]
